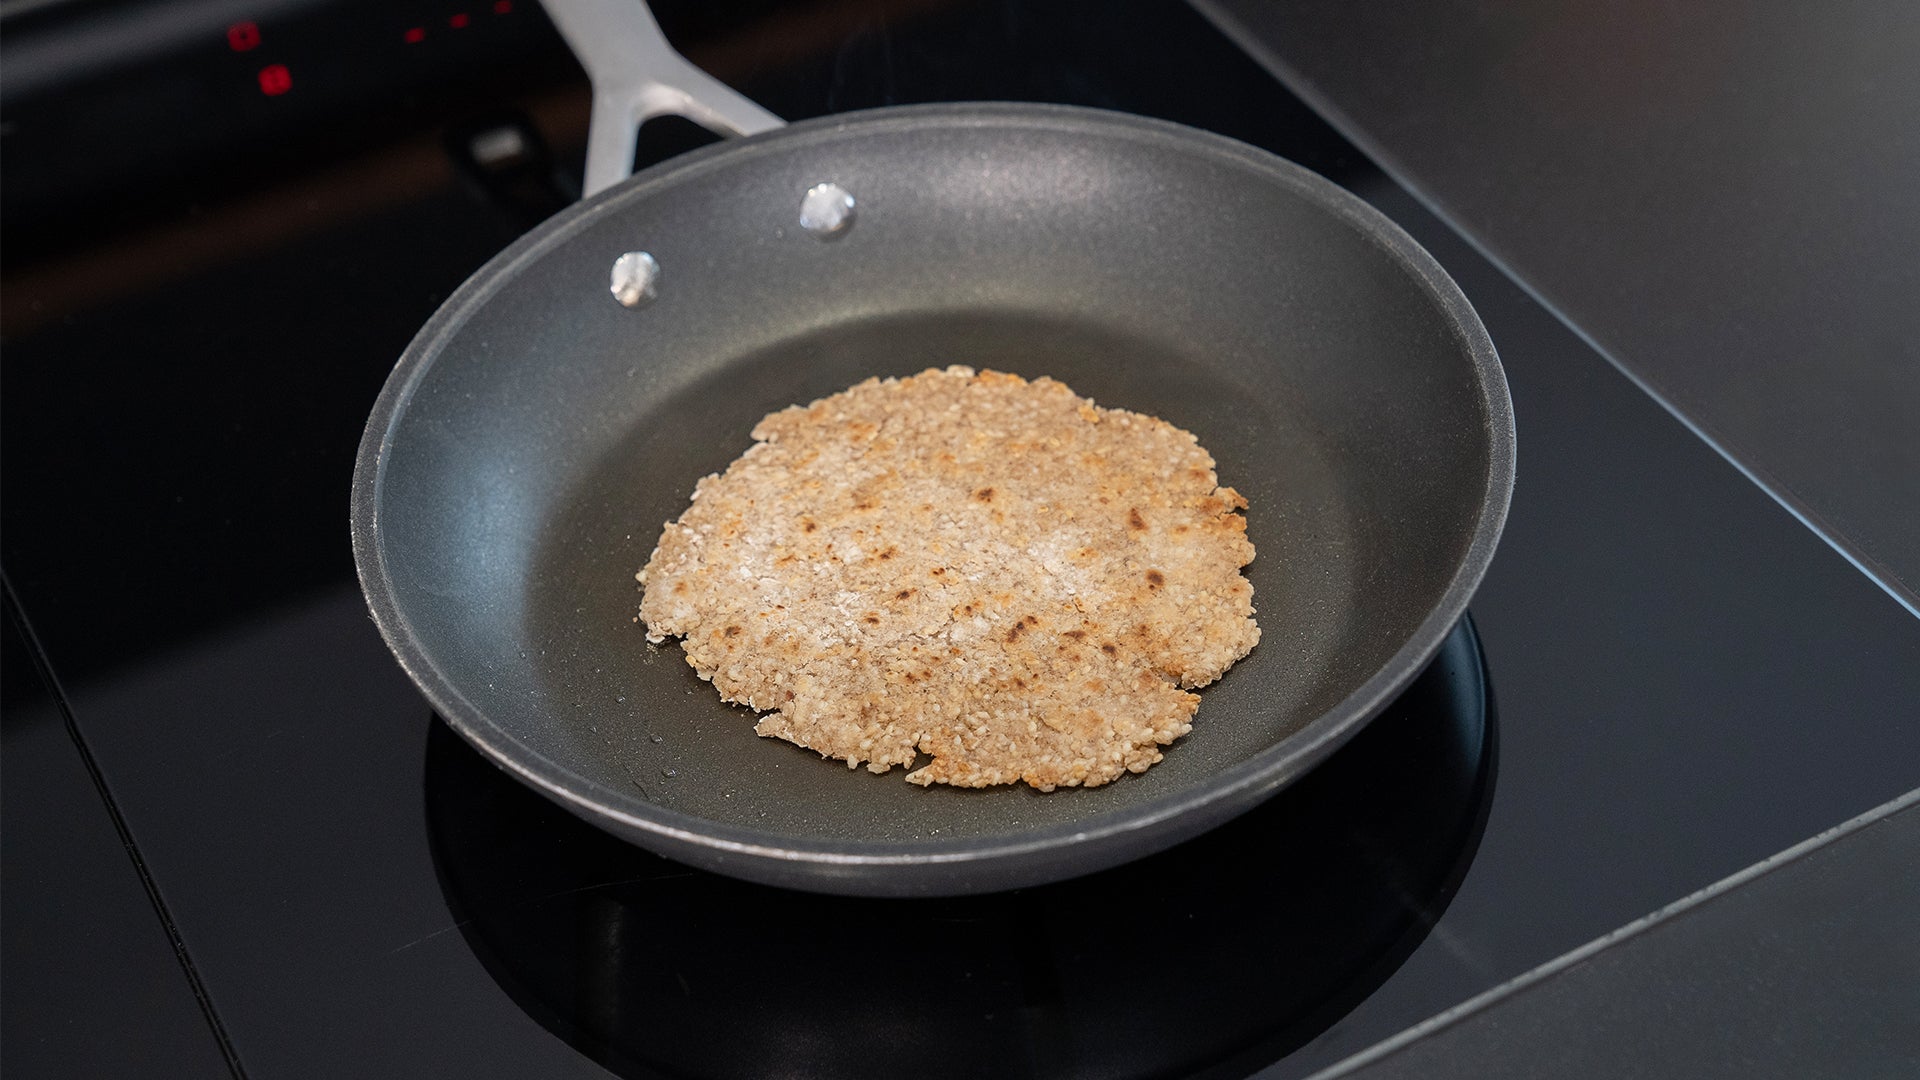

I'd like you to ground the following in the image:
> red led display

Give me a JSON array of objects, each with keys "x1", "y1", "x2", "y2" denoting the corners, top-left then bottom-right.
[
  {"x1": 227, "y1": 21, "x2": 261, "y2": 51},
  {"x1": 493, "y1": 0, "x2": 513, "y2": 12},
  {"x1": 449, "y1": 12, "x2": 470, "y2": 28},
  {"x1": 403, "y1": 26, "x2": 426, "y2": 43},
  {"x1": 257, "y1": 64, "x2": 292, "y2": 96}
]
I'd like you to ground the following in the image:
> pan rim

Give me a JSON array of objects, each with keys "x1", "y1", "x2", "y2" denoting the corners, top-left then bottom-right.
[{"x1": 350, "y1": 101, "x2": 1514, "y2": 882}]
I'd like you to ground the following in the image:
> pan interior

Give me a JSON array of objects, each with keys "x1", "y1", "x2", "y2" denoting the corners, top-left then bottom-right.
[
  {"x1": 523, "y1": 310, "x2": 1360, "y2": 843},
  {"x1": 370, "y1": 109, "x2": 1497, "y2": 855}
]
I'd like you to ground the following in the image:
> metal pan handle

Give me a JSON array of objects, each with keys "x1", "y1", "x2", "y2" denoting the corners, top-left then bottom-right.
[{"x1": 537, "y1": 0, "x2": 786, "y2": 196}]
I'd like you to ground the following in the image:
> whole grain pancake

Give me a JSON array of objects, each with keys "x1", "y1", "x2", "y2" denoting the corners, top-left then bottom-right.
[{"x1": 636, "y1": 366, "x2": 1258, "y2": 790}]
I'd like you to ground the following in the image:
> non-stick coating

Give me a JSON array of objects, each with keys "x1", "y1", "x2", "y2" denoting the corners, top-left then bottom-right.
[{"x1": 352, "y1": 104, "x2": 1513, "y2": 895}]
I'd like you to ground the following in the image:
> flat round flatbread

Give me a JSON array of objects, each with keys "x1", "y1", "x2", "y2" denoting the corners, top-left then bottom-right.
[{"x1": 636, "y1": 366, "x2": 1258, "y2": 790}]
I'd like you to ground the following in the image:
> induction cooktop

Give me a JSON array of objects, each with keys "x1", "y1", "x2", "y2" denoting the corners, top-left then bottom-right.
[{"x1": 5, "y1": 2, "x2": 1918, "y2": 1077}]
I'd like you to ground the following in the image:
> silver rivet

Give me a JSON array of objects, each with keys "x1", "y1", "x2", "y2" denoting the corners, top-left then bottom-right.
[
  {"x1": 610, "y1": 251, "x2": 660, "y2": 307},
  {"x1": 799, "y1": 182, "x2": 856, "y2": 238}
]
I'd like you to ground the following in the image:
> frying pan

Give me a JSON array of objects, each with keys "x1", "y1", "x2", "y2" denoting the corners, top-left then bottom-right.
[{"x1": 350, "y1": 0, "x2": 1514, "y2": 897}]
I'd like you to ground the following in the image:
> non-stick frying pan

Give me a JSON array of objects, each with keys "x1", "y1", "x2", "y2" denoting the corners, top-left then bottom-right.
[{"x1": 350, "y1": 0, "x2": 1514, "y2": 896}]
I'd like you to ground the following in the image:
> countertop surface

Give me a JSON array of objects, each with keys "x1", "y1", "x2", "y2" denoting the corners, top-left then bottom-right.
[{"x1": 1198, "y1": 0, "x2": 1920, "y2": 613}]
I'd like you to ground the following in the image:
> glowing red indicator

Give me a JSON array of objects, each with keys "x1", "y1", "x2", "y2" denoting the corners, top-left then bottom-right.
[
  {"x1": 448, "y1": 12, "x2": 470, "y2": 28},
  {"x1": 493, "y1": 0, "x2": 513, "y2": 12},
  {"x1": 403, "y1": 26, "x2": 426, "y2": 43},
  {"x1": 227, "y1": 21, "x2": 261, "y2": 51},
  {"x1": 257, "y1": 64, "x2": 292, "y2": 96}
]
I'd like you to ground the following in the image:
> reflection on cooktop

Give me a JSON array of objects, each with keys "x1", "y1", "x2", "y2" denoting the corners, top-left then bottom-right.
[{"x1": 424, "y1": 619, "x2": 1495, "y2": 1080}]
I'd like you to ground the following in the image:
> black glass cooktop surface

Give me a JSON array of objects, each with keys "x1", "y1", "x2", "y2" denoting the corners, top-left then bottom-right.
[
  {"x1": 428, "y1": 623, "x2": 1491, "y2": 1080},
  {"x1": 5, "y1": 2, "x2": 1918, "y2": 1077}
]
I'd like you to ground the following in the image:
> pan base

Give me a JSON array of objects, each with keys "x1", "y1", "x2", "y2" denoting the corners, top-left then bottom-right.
[{"x1": 524, "y1": 309, "x2": 1363, "y2": 846}]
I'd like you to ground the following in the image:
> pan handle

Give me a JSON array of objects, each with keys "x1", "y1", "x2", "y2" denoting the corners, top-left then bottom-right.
[{"x1": 537, "y1": 0, "x2": 786, "y2": 197}]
